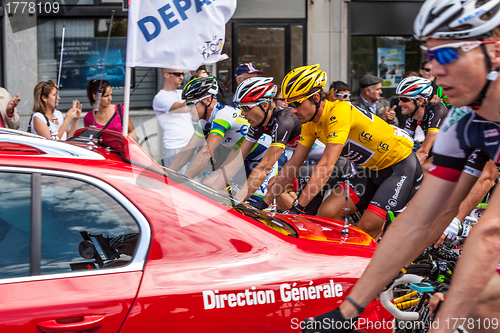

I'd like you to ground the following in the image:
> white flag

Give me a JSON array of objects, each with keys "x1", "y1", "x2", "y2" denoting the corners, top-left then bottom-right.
[{"x1": 126, "y1": 0, "x2": 236, "y2": 70}]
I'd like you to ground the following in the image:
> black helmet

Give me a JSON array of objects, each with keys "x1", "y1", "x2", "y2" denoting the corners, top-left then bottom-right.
[{"x1": 182, "y1": 76, "x2": 219, "y2": 100}]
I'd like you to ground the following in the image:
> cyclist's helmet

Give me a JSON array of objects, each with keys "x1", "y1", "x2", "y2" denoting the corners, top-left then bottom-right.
[
  {"x1": 182, "y1": 76, "x2": 218, "y2": 100},
  {"x1": 396, "y1": 77, "x2": 433, "y2": 98},
  {"x1": 233, "y1": 77, "x2": 277, "y2": 105},
  {"x1": 414, "y1": 0, "x2": 500, "y2": 40},
  {"x1": 281, "y1": 64, "x2": 327, "y2": 100}
]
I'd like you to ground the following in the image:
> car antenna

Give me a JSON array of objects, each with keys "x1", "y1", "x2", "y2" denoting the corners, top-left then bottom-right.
[
  {"x1": 94, "y1": 10, "x2": 115, "y2": 138},
  {"x1": 341, "y1": 107, "x2": 352, "y2": 236},
  {"x1": 55, "y1": 23, "x2": 65, "y2": 108}
]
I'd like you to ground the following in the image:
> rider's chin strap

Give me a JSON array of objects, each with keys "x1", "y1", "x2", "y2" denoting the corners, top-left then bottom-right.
[
  {"x1": 410, "y1": 97, "x2": 426, "y2": 118},
  {"x1": 470, "y1": 44, "x2": 500, "y2": 110},
  {"x1": 200, "y1": 96, "x2": 214, "y2": 120},
  {"x1": 257, "y1": 100, "x2": 272, "y2": 128},
  {"x1": 308, "y1": 91, "x2": 323, "y2": 123}
]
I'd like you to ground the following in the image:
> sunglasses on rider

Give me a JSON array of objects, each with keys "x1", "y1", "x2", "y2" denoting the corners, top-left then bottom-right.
[
  {"x1": 167, "y1": 72, "x2": 184, "y2": 77},
  {"x1": 238, "y1": 100, "x2": 266, "y2": 112},
  {"x1": 399, "y1": 96, "x2": 417, "y2": 103},
  {"x1": 336, "y1": 93, "x2": 351, "y2": 100},
  {"x1": 186, "y1": 96, "x2": 208, "y2": 107},
  {"x1": 421, "y1": 41, "x2": 497, "y2": 65},
  {"x1": 287, "y1": 91, "x2": 318, "y2": 108}
]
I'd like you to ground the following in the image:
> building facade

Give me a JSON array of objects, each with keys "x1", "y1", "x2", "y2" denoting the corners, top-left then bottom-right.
[{"x1": 1, "y1": 0, "x2": 424, "y2": 129}]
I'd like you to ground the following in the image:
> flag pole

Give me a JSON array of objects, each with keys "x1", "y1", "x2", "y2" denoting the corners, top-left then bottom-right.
[{"x1": 122, "y1": 66, "x2": 132, "y2": 136}]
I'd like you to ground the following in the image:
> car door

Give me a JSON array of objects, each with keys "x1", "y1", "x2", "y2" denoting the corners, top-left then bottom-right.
[{"x1": 0, "y1": 168, "x2": 150, "y2": 333}]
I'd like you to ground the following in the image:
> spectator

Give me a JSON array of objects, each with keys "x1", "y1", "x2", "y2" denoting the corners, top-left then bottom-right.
[
  {"x1": 221, "y1": 62, "x2": 263, "y2": 106},
  {"x1": 190, "y1": 65, "x2": 209, "y2": 78},
  {"x1": 153, "y1": 68, "x2": 194, "y2": 171},
  {"x1": 0, "y1": 88, "x2": 20, "y2": 129},
  {"x1": 419, "y1": 60, "x2": 434, "y2": 81},
  {"x1": 351, "y1": 75, "x2": 397, "y2": 125},
  {"x1": 29, "y1": 80, "x2": 81, "y2": 140},
  {"x1": 326, "y1": 80, "x2": 350, "y2": 102},
  {"x1": 84, "y1": 80, "x2": 135, "y2": 136}
]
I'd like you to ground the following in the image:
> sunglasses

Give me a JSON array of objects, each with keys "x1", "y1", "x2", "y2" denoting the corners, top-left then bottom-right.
[
  {"x1": 421, "y1": 41, "x2": 497, "y2": 65},
  {"x1": 287, "y1": 91, "x2": 317, "y2": 108},
  {"x1": 238, "y1": 100, "x2": 265, "y2": 112},
  {"x1": 186, "y1": 96, "x2": 208, "y2": 107},
  {"x1": 168, "y1": 72, "x2": 184, "y2": 77},
  {"x1": 421, "y1": 68, "x2": 431, "y2": 72},
  {"x1": 336, "y1": 93, "x2": 351, "y2": 100},
  {"x1": 399, "y1": 96, "x2": 417, "y2": 103}
]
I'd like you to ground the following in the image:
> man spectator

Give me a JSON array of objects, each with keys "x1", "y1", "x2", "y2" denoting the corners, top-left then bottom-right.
[
  {"x1": 379, "y1": 56, "x2": 388, "y2": 79},
  {"x1": 352, "y1": 75, "x2": 397, "y2": 125},
  {"x1": 0, "y1": 88, "x2": 20, "y2": 129},
  {"x1": 221, "y1": 62, "x2": 263, "y2": 106},
  {"x1": 153, "y1": 68, "x2": 194, "y2": 172}
]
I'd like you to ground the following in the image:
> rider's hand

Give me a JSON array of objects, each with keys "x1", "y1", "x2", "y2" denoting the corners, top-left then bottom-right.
[
  {"x1": 443, "y1": 217, "x2": 461, "y2": 241},
  {"x1": 249, "y1": 199, "x2": 269, "y2": 211},
  {"x1": 302, "y1": 307, "x2": 358, "y2": 333}
]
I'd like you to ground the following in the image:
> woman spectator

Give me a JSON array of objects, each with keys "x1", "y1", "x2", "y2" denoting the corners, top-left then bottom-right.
[
  {"x1": 30, "y1": 80, "x2": 81, "y2": 140},
  {"x1": 83, "y1": 80, "x2": 135, "y2": 135}
]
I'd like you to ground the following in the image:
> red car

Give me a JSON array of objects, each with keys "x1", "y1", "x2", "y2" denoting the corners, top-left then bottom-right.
[{"x1": 0, "y1": 128, "x2": 391, "y2": 332}]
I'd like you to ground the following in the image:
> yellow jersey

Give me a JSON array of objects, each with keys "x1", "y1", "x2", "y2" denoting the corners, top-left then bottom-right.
[{"x1": 299, "y1": 100, "x2": 413, "y2": 169}]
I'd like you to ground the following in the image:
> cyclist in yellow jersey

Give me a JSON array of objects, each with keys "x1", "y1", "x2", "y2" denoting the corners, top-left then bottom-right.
[{"x1": 255, "y1": 64, "x2": 422, "y2": 240}]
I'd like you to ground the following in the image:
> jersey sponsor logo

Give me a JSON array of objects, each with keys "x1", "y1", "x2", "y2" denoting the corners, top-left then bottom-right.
[
  {"x1": 377, "y1": 142, "x2": 390, "y2": 153},
  {"x1": 441, "y1": 107, "x2": 472, "y2": 132},
  {"x1": 358, "y1": 131, "x2": 373, "y2": 143},
  {"x1": 236, "y1": 124, "x2": 249, "y2": 136},
  {"x1": 484, "y1": 129, "x2": 499, "y2": 138},
  {"x1": 370, "y1": 201, "x2": 381, "y2": 207},
  {"x1": 328, "y1": 132, "x2": 338, "y2": 139},
  {"x1": 282, "y1": 130, "x2": 289, "y2": 142},
  {"x1": 387, "y1": 175, "x2": 407, "y2": 209},
  {"x1": 233, "y1": 113, "x2": 238, "y2": 118},
  {"x1": 341, "y1": 139, "x2": 374, "y2": 165},
  {"x1": 286, "y1": 135, "x2": 301, "y2": 149},
  {"x1": 329, "y1": 115, "x2": 338, "y2": 125},
  {"x1": 224, "y1": 137, "x2": 233, "y2": 143}
]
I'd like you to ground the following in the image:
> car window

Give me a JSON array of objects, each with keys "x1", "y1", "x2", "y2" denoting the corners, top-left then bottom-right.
[
  {"x1": 0, "y1": 172, "x2": 141, "y2": 280},
  {"x1": 40, "y1": 175, "x2": 140, "y2": 274},
  {"x1": 0, "y1": 173, "x2": 31, "y2": 279}
]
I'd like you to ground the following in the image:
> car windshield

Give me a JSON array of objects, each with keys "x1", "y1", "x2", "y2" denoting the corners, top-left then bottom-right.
[{"x1": 165, "y1": 171, "x2": 298, "y2": 238}]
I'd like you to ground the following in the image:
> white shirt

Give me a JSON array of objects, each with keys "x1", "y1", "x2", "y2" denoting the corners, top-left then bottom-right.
[
  {"x1": 153, "y1": 90, "x2": 194, "y2": 150},
  {"x1": 30, "y1": 110, "x2": 66, "y2": 140}
]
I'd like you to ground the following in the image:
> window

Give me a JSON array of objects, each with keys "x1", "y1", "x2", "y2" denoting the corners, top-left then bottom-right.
[
  {"x1": 0, "y1": 172, "x2": 140, "y2": 279},
  {"x1": 350, "y1": 36, "x2": 422, "y2": 99},
  {"x1": 37, "y1": 18, "x2": 156, "y2": 111}
]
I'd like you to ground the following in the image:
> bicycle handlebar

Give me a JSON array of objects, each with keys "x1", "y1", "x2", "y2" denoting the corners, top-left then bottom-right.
[{"x1": 379, "y1": 274, "x2": 424, "y2": 321}]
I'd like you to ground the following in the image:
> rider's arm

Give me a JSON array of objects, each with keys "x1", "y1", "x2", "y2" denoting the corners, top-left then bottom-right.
[
  {"x1": 184, "y1": 133, "x2": 223, "y2": 178},
  {"x1": 235, "y1": 144, "x2": 285, "y2": 202},
  {"x1": 204, "y1": 138, "x2": 255, "y2": 189},
  {"x1": 262, "y1": 143, "x2": 311, "y2": 204},
  {"x1": 296, "y1": 142, "x2": 343, "y2": 207},
  {"x1": 338, "y1": 172, "x2": 475, "y2": 319},
  {"x1": 168, "y1": 133, "x2": 204, "y2": 171},
  {"x1": 432, "y1": 185, "x2": 500, "y2": 331},
  {"x1": 415, "y1": 130, "x2": 437, "y2": 163}
]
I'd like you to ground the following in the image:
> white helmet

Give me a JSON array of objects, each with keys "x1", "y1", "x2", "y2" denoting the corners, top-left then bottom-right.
[
  {"x1": 396, "y1": 77, "x2": 433, "y2": 98},
  {"x1": 233, "y1": 77, "x2": 277, "y2": 105},
  {"x1": 414, "y1": 0, "x2": 500, "y2": 40}
]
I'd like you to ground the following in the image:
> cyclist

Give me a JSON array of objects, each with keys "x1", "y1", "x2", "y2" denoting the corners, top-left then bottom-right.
[
  {"x1": 397, "y1": 76, "x2": 448, "y2": 172},
  {"x1": 302, "y1": 1, "x2": 500, "y2": 331},
  {"x1": 254, "y1": 64, "x2": 422, "y2": 240},
  {"x1": 169, "y1": 77, "x2": 270, "y2": 180}
]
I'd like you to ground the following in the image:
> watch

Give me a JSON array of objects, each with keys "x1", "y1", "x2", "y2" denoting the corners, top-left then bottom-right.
[{"x1": 292, "y1": 199, "x2": 305, "y2": 212}]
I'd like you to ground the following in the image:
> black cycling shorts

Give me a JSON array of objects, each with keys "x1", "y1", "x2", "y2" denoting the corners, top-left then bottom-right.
[{"x1": 341, "y1": 152, "x2": 423, "y2": 218}]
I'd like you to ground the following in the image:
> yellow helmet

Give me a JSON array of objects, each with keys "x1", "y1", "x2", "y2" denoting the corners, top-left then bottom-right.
[{"x1": 281, "y1": 64, "x2": 327, "y2": 100}]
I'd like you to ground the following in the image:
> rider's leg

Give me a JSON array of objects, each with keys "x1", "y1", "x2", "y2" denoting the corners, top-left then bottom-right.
[
  {"x1": 467, "y1": 273, "x2": 500, "y2": 333},
  {"x1": 317, "y1": 186, "x2": 357, "y2": 220},
  {"x1": 421, "y1": 155, "x2": 433, "y2": 176},
  {"x1": 355, "y1": 211, "x2": 386, "y2": 240}
]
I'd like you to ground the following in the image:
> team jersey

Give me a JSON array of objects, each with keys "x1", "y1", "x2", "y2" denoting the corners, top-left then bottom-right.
[
  {"x1": 430, "y1": 106, "x2": 500, "y2": 182},
  {"x1": 245, "y1": 107, "x2": 302, "y2": 150},
  {"x1": 404, "y1": 103, "x2": 448, "y2": 138},
  {"x1": 195, "y1": 103, "x2": 250, "y2": 151},
  {"x1": 299, "y1": 100, "x2": 414, "y2": 170}
]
